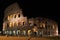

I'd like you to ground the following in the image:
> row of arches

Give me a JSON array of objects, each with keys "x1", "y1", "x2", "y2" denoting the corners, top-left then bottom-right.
[
  {"x1": 3, "y1": 20, "x2": 56, "y2": 31},
  {"x1": 7, "y1": 13, "x2": 23, "y2": 20},
  {"x1": 3, "y1": 28, "x2": 57, "y2": 36},
  {"x1": 3, "y1": 29, "x2": 43, "y2": 36}
]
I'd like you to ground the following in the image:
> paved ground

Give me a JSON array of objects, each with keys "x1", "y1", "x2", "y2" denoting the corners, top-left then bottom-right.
[{"x1": 0, "y1": 36, "x2": 60, "y2": 40}]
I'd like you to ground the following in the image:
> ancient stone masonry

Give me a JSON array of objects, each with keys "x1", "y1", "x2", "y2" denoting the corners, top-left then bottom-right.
[{"x1": 3, "y1": 3, "x2": 58, "y2": 36}]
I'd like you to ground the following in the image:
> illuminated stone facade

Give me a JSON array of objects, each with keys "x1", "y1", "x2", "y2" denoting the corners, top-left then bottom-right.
[{"x1": 3, "y1": 3, "x2": 58, "y2": 36}]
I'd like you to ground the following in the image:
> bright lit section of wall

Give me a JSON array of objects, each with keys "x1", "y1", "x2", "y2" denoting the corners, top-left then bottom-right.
[{"x1": 56, "y1": 29, "x2": 58, "y2": 36}]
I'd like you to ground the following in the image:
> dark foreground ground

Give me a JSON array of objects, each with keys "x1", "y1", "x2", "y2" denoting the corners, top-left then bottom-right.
[{"x1": 0, "y1": 36, "x2": 60, "y2": 40}]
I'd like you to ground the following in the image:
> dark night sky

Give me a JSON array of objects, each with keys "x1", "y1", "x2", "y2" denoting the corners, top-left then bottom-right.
[{"x1": 0, "y1": 0, "x2": 60, "y2": 34}]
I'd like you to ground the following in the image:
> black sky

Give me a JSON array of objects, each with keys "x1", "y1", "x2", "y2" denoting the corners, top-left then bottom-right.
[{"x1": 0, "y1": 0, "x2": 60, "y2": 34}]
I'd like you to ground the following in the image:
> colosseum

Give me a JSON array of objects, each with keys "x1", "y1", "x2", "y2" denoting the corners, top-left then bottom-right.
[{"x1": 2, "y1": 3, "x2": 58, "y2": 37}]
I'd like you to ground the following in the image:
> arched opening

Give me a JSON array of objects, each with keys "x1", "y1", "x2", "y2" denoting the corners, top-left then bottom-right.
[
  {"x1": 34, "y1": 32, "x2": 37, "y2": 36},
  {"x1": 18, "y1": 14, "x2": 20, "y2": 17},
  {"x1": 34, "y1": 24, "x2": 37, "y2": 26},
  {"x1": 32, "y1": 25, "x2": 38, "y2": 36},
  {"x1": 16, "y1": 30, "x2": 20, "y2": 35},
  {"x1": 22, "y1": 30, "x2": 26, "y2": 36},
  {"x1": 14, "y1": 14, "x2": 16, "y2": 18},
  {"x1": 29, "y1": 21, "x2": 34, "y2": 26},
  {"x1": 28, "y1": 30, "x2": 32, "y2": 36},
  {"x1": 23, "y1": 22, "x2": 24, "y2": 26}
]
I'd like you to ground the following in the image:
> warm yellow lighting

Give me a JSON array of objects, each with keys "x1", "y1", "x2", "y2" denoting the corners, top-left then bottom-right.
[
  {"x1": 13, "y1": 14, "x2": 16, "y2": 18},
  {"x1": 16, "y1": 14, "x2": 18, "y2": 18},
  {"x1": 33, "y1": 26, "x2": 37, "y2": 32},
  {"x1": 29, "y1": 21, "x2": 33, "y2": 26},
  {"x1": 8, "y1": 16, "x2": 10, "y2": 20},
  {"x1": 9, "y1": 15, "x2": 13, "y2": 20},
  {"x1": 13, "y1": 22, "x2": 15, "y2": 27},
  {"x1": 2, "y1": 2, "x2": 59, "y2": 37},
  {"x1": 29, "y1": 21, "x2": 32, "y2": 23},
  {"x1": 43, "y1": 23, "x2": 45, "y2": 28},
  {"x1": 3, "y1": 23, "x2": 6, "y2": 31},
  {"x1": 28, "y1": 30, "x2": 31, "y2": 36},
  {"x1": 33, "y1": 28, "x2": 36, "y2": 32},
  {"x1": 18, "y1": 21, "x2": 21, "y2": 26},
  {"x1": 21, "y1": 19, "x2": 25, "y2": 26},
  {"x1": 18, "y1": 13, "x2": 20, "y2": 18},
  {"x1": 40, "y1": 23, "x2": 45, "y2": 28},
  {"x1": 56, "y1": 29, "x2": 58, "y2": 35},
  {"x1": 40, "y1": 23, "x2": 42, "y2": 27},
  {"x1": 16, "y1": 21, "x2": 18, "y2": 26},
  {"x1": 53, "y1": 25, "x2": 55, "y2": 29},
  {"x1": 9, "y1": 22, "x2": 13, "y2": 27}
]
